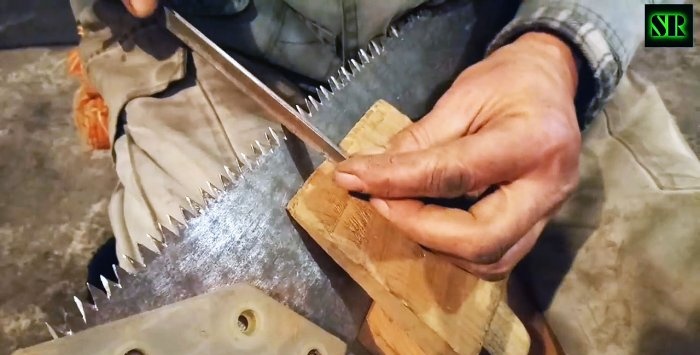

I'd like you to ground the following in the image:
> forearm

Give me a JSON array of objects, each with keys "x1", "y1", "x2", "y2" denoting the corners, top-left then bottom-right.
[{"x1": 488, "y1": 0, "x2": 683, "y2": 128}]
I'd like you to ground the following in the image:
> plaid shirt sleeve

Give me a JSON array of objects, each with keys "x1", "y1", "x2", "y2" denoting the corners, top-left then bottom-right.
[{"x1": 486, "y1": 0, "x2": 681, "y2": 129}]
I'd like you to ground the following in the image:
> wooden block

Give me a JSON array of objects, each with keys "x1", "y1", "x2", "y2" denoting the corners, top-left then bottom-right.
[{"x1": 288, "y1": 100, "x2": 529, "y2": 354}]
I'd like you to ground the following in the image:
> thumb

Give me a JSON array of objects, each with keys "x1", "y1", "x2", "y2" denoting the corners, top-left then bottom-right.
[
  {"x1": 334, "y1": 140, "x2": 476, "y2": 199},
  {"x1": 334, "y1": 126, "x2": 529, "y2": 199},
  {"x1": 122, "y1": 0, "x2": 158, "y2": 17}
]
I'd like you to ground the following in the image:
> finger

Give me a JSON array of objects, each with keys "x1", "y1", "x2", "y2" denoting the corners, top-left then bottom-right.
[
  {"x1": 387, "y1": 87, "x2": 482, "y2": 153},
  {"x1": 335, "y1": 127, "x2": 533, "y2": 198},
  {"x1": 122, "y1": 0, "x2": 158, "y2": 17},
  {"x1": 369, "y1": 178, "x2": 553, "y2": 264},
  {"x1": 438, "y1": 218, "x2": 548, "y2": 281}
]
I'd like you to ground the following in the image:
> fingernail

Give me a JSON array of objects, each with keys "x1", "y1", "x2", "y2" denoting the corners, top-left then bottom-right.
[
  {"x1": 370, "y1": 198, "x2": 390, "y2": 217},
  {"x1": 334, "y1": 172, "x2": 367, "y2": 192}
]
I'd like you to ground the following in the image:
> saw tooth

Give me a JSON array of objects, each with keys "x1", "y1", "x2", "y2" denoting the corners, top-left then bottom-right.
[
  {"x1": 137, "y1": 243, "x2": 160, "y2": 265},
  {"x1": 99, "y1": 275, "x2": 117, "y2": 299},
  {"x1": 45, "y1": 322, "x2": 59, "y2": 340},
  {"x1": 359, "y1": 49, "x2": 371, "y2": 63},
  {"x1": 73, "y1": 296, "x2": 96, "y2": 325},
  {"x1": 113, "y1": 264, "x2": 130, "y2": 284},
  {"x1": 305, "y1": 97, "x2": 316, "y2": 112},
  {"x1": 207, "y1": 181, "x2": 222, "y2": 197},
  {"x1": 340, "y1": 66, "x2": 352, "y2": 80},
  {"x1": 265, "y1": 127, "x2": 282, "y2": 146},
  {"x1": 329, "y1": 75, "x2": 341, "y2": 90},
  {"x1": 255, "y1": 140, "x2": 267, "y2": 154},
  {"x1": 200, "y1": 188, "x2": 216, "y2": 207},
  {"x1": 251, "y1": 139, "x2": 268, "y2": 156},
  {"x1": 224, "y1": 165, "x2": 239, "y2": 181},
  {"x1": 180, "y1": 205, "x2": 197, "y2": 221},
  {"x1": 52, "y1": 313, "x2": 73, "y2": 337},
  {"x1": 350, "y1": 59, "x2": 362, "y2": 73},
  {"x1": 158, "y1": 223, "x2": 181, "y2": 245},
  {"x1": 63, "y1": 305, "x2": 86, "y2": 334},
  {"x1": 167, "y1": 215, "x2": 185, "y2": 232},
  {"x1": 295, "y1": 104, "x2": 310, "y2": 120},
  {"x1": 389, "y1": 25, "x2": 399, "y2": 37},
  {"x1": 86, "y1": 283, "x2": 108, "y2": 309},
  {"x1": 370, "y1": 40, "x2": 383, "y2": 55},
  {"x1": 308, "y1": 96, "x2": 320, "y2": 111},
  {"x1": 220, "y1": 174, "x2": 233, "y2": 190},
  {"x1": 238, "y1": 153, "x2": 251, "y2": 169},
  {"x1": 123, "y1": 255, "x2": 145, "y2": 271},
  {"x1": 147, "y1": 233, "x2": 166, "y2": 251},
  {"x1": 186, "y1": 197, "x2": 203, "y2": 215},
  {"x1": 320, "y1": 85, "x2": 332, "y2": 99}
]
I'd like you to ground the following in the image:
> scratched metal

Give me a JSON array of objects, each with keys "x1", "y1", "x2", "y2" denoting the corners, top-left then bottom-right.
[{"x1": 52, "y1": 0, "x2": 506, "y2": 346}]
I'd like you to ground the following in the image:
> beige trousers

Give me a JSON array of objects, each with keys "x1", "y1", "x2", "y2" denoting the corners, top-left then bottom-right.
[
  {"x1": 107, "y1": 52, "x2": 278, "y2": 270},
  {"x1": 521, "y1": 72, "x2": 700, "y2": 354}
]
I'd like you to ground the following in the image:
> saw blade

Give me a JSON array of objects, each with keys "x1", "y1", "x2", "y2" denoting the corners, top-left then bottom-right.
[{"x1": 52, "y1": 0, "x2": 503, "y2": 345}]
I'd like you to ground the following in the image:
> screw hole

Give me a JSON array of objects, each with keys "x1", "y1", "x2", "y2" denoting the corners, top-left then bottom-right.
[
  {"x1": 125, "y1": 349, "x2": 145, "y2": 355},
  {"x1": 307, "y1": 349, "x2": 322, "y2": 355},
  {"x1": 237, "y1": 309, "x2": 256, "y2": 335}
]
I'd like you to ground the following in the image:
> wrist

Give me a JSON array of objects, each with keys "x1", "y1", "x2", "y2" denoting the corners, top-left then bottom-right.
[{"x1": 512, "y1": 32, "x2": 579, "y2": 99}]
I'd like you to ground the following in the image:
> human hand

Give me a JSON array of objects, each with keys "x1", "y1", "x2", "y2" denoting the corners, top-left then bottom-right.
[
  {"x1": 334, "y1": 32, "x2": 581, "y2": 280},
  {"x1": 121, "y1": 0, "x2": 158, "y2": 17}
]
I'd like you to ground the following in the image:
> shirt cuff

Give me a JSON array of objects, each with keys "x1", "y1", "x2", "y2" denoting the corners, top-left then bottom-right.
[{"x1": 486, "y1": 4, "x2": 623, "y2": 130}]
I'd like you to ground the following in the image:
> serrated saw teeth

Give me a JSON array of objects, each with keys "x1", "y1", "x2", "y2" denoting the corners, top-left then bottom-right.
[
  {"x1": 350, "y1": 59, "x2": 362, "y2": 72},
  {"x1": 166, "y1": 215, "x2": 185, "y2": 232},
  {"x1": 329, "y1": 75, "x2": 341, "y2": 89},
  {"x1": 359, "y1": 49, "x2": 371, "y2": 63},
  {"x1": 180, "y1": 206, "x2": 197, "y2": 221},
  {"x1": 389, "y1": 25, "x2": 399, "y2": 37},
  {"x1": 159, "y1": 220, "x2": 182, "y2": 242},
  {"x1": 123, "y1": 255, "x2": 145, "y2": 272},
  {"x1": 266, "y1": 127, "x2": 283, "y2": 145},
  {"x1": 207, "y1": 181, "x2": 222, "y2": 197},
  {"x1": 320, "y1": 85, "x2": 332, "y2": 99},
  {"x1": 86, "y1": 283, "x2": 108, "y2": 309},
  {"x1": 200, "y1": 188, "x2": 216, "y2": 207},
  {"x1": 238, "y1": 153, "x2": 251, "y2": 169},
  {"x1": 220, "y1": 174, "x2": 233, "y2": 190},
  {"x1": 147, "y1": 233, "x2": 166, "y2": 251},
  {"x1": 340, "y1": 66, "x2": 352, "y2": 80},
  {"x1": 186, "y1": 197, "x2": 203, "y2": 215},
  {"x1": 223, "y1": 165, "x2": 240, "y2": 181},
  {"x1": 370, "y1": 40, "x2": 383, "y2": 55},
  {"x1": 137, "y1": 243, "x2": 161, "y2": 265},
  {"x1": 73, "y1": 296, "x2": 86, "y2": 323},
  {"x1": 45, "y1": 322, "x2": 59, "y2": 340}
]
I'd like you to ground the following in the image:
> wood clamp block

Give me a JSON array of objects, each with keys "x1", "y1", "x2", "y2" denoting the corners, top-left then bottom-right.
[{"x1": 288, "y1": 100, "x2": 530, "y2": 355}]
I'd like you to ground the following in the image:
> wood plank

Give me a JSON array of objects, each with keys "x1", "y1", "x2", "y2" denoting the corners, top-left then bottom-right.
[
  {"x1": 483, "y1": 300, "x2": 530, "y2": 355},
  {"x1": 358, "y1": 304, "x2": 431, "y2": 355},
  {"x1": 288, "y1": 100, "x2": 527, "y2": 354}
]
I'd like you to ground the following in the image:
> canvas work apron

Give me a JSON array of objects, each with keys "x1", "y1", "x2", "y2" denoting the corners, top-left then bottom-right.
[{"x1": 73, "y1": 1, "x2": 699, "y2": 353}]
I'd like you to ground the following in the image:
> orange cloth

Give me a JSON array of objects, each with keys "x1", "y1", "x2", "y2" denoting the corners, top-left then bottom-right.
[{"x1": 68, "y1": 44, "x2": 111, "y2": 150}]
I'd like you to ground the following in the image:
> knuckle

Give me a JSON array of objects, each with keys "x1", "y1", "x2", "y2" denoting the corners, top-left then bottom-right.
[
  {"x1": 393, "y1": 124, "x2": 431, "y2": 151},
  {"x1": 426, "y1": 157, "x2": 468, "y2": 197}
]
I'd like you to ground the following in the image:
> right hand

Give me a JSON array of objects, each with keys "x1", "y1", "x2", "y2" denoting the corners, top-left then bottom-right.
[{"x1": 121, "y1": 0, "x2": 158, "y2": 17}]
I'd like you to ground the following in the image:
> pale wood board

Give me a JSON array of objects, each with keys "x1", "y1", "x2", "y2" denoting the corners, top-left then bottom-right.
[{"x1": 288, "y1": 100, "x2": 530, "y2": 354}]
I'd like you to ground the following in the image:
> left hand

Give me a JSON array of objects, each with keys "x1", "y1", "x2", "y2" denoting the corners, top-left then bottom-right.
[{"x1": 333, "y1": 32, "x2": 582, "y2": 280}]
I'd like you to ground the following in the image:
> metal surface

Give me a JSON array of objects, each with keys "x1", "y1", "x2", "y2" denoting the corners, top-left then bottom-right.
[
  {"x1": 14, "y1": 285, "x2": 345, "y2": 355},
  {"x1": 164, "y1": 8, "x2": 347, "y2": 163},
  {"x1": 44, "y1": 0, "x2": 504, "y2": 348}
]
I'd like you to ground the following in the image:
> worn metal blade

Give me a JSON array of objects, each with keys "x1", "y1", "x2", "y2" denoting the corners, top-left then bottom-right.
[
  {"x1": 164, "y1": 7, "x2": 347, "y2": 163},
  {"x1": 54, "y1": 0, "x2": 510, "y2": 346}
]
